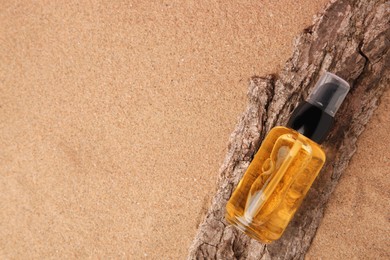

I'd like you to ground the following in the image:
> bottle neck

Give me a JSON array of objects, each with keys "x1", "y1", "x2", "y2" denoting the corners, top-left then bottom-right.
[{"x1": 286, "y1": 101, "x2": 334, "y2": 144}]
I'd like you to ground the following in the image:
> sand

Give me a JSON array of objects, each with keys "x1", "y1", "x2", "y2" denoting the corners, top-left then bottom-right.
[
  {"x1": 4, "y1": 0, "x2": 383, "y2": 259},
  {"x1": 306, "y1": 89, "x2": 390, "y2": 259}
]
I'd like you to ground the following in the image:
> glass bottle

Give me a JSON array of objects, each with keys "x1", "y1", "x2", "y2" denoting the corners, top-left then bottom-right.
[{"x1": 225, "y1": 72, "x2": 350, "y2": 243}]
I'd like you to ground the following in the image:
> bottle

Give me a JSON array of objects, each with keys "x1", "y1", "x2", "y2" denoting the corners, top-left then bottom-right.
[{"x1": 225, "y1": 72, "x2": 350, "y2": 243}]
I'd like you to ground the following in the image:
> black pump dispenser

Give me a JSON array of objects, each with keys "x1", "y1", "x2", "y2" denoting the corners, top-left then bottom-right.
[{"x1": 287, "y1": 72, "x2": 350, "y2": 144}]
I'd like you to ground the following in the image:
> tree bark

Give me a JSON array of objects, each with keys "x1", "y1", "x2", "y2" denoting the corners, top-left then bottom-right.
[{"x1": 188, "y1": 0, "x2": 389, "y2": 259}]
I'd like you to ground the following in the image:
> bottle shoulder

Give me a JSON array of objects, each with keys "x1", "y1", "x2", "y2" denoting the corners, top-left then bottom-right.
[
  {"x1": 266, "y1": 126, "x2": 326, "y2": 160},
  {"x1": 267, "y1": 126, "x2": 291, "y2": 135}
]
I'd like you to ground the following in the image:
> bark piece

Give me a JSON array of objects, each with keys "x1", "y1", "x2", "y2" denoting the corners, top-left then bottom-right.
[{"x1": 188, "y1": 0, "x2": 390, "y2": 259}]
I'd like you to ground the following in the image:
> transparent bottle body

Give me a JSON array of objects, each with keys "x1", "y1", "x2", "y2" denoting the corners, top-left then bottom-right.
[{"x1": 225, "y1": 126, "x2": 326, "y2": 243}]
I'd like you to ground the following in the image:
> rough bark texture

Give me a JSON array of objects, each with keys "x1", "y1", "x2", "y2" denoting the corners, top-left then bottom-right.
[{"x1": 188, "y1": 0, "x2": 389, "y2": 259}]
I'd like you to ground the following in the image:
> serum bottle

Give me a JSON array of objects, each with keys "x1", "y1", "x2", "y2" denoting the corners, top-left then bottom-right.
[{"x1": 225, "y1": 72, "x2": 350, "y2": 243}]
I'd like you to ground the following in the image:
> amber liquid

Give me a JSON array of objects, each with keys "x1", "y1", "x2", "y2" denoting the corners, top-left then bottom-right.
[{"x1": 225, "y1": 126, "x2": 325, "y2": 243}]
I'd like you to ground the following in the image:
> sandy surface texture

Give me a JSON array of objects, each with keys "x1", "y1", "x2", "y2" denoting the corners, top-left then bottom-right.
[
  {"x1": 306, "y1": 89, "x2": 390, "y2": 259},
  {"x1": 1, "y1": 0, "x2": 330, "y2": 258}
]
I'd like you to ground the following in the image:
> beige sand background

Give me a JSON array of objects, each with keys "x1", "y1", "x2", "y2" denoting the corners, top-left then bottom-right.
[{"x1": 1, "y1": 0, "x2": 387, "y2": 259}]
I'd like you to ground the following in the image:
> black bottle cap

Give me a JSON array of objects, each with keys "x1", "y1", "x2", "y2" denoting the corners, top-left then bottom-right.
[{"x1": 287, "y1": 72, "x2": 350, "y2": 144}]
